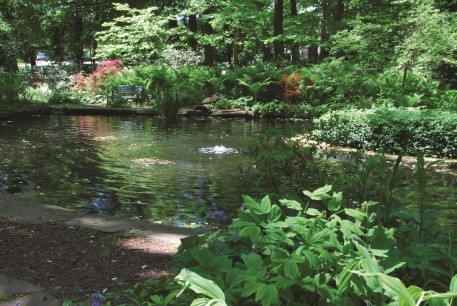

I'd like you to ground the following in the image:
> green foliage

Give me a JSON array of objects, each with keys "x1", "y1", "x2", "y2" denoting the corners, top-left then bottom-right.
[
  {"x1": 121, "y1": 186, "x2": 457, "y2": 305},
  {"x1": 95, "y1": 4, "x2": 170, "y2": 64},
  {"x1": 131, "y1": 65, "x2": 212, "y2": 117},
  {"x1": 251, "y1": 101, "x2": 312, "y2": 118},
  {"x1": 0, "y1": 71, "x2": 25, "y2": 109},
  {"x1": 312, "y1": 107, "x2": 457, "y2": 158}
]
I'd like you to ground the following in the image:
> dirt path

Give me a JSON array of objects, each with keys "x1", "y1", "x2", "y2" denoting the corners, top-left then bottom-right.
[{"x1": 0, "y1": 193, "x2": 198, "y2": 304}]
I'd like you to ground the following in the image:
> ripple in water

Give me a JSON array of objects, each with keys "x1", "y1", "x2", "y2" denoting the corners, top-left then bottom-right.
[{"x1": 199, "y1": 145, "x2": 239, "y2": 155}]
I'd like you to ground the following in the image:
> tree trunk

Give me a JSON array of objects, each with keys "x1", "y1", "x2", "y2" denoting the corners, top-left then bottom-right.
[
  {"x1": 232, "y1": 28, "x2": 241, "y2": 66},
  {"x1": 73, "y1": 7, "x2": 84, "y2": 68},
  {"x1": 273, "y1": 0, "x2": 284, "y2": 60},
  {"x1": 202, "y1": 12, "x2": 214, "y2": 66},
  {"x1": 334, "y1": 0, "x2": 344, "y2": 21},
  {"x1": 29, "y1": 52, "x2": 36, "y2": 67},
  {"x1": 51, "y1": 27, "x2": 66, "y2": 62},
  {"x1": 317, "y1": 0, "x2": 329, "y2": 60},
  {"x1": 188, "y1": 14, "x2": 198, "y2": 51},
  {"x1": 290, "y1": 0, "x2": 299, "y2": 62},
  {"x1": 168, "y1": 0, "x2": 179, "y2": 43}
]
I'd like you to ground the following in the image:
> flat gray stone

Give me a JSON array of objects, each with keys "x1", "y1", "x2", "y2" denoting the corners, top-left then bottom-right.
[
  {"x1": 0, "y1": 292, "x2": 59, "y2": 306},
  {"x1": 0, "y1": 274, "x2": 60, "y2": 306},
  {"x1": 0, "y1": 193, "x2": 197, "y2": 244},
  {"x1": 0, "y1": 274, "x2": 43, "y2": 296}
]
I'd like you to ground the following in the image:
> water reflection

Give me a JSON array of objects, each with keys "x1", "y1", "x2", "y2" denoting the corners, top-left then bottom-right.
[{"x1": 0, "y1": 115, "x2": 277, "y2": 226}]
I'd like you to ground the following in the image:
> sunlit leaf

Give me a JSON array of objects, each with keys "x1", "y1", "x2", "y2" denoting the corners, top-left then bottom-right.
[
  {"x1": 175, "y1": 269, "x2": 227, "y2": 305},
  {"x1": 303, "y1": 185, "x2": 333, "y2": 201}
]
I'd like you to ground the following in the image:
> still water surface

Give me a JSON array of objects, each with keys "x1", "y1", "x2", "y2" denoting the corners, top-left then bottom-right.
[
  {"x1": 1, "y1": 114, "x2": 456, "y2": 230},
  {"x1": 0, "y1": 115, "x2": 284, "y2": 226}
]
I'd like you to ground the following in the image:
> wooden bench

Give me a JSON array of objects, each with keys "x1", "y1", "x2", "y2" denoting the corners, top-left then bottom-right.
[{"x1": 107, "y1": 85, "x2": 143, "y2": 107}]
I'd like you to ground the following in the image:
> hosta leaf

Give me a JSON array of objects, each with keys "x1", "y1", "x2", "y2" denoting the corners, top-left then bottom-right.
[
  {"x1": 190, "y1": 298, "x2": 226, "y2": 306},
  {"x1": 337, "y1": 260, "x2": 359, "y2": 294},
  {"x1": 255, "y1": 284, "x2": 278, "y2": 306},
  {"x1": 352, "y1": 272, "x2": 415, "y2": 306},
  {"x1": 175, "y1": 269, "x2": 227, "y2": 305},
  {"x1": 407, "y1": 285, "x2": 423, "y2": 302},
  {"x1": 451, "y1": 274, "x2": 457, "y2": 293}
]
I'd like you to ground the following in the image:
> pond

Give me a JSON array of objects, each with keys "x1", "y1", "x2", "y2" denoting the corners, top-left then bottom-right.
[
  {"x1": 1, "y1": 114, "x2": 456, "y2": 230},
  {"x1": 0, "y1": 114, "x2": 287, "y2": 226}
]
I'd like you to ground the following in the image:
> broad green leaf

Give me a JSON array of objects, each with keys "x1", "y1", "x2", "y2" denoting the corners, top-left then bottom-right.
[
  {"x1": 180, "y1": 235, "x2": 202, "y2": 249},
  {"x1": 279, "y1": 199, "x2": 303, "y2": 211},
  {"x1": 239, "y1": 224, "x2": 261, "y2": 243},
  {"x1": 340, "y1": 220, "x2": 364, "y2": 238},
  {"x1": 268, "y1": 205, "x2": 282, "y2": 222},
  {"x1": 242, "y1": 195, "x2": 261, "y2": 212},
  {"x1": 305, "y1": 208, "x2": 322, "y2": 216},
  {"x1": 337, "y1": 260, "x2": 359, "y2": 294},
  {"x1": 328, "y1": 192, "x2": 343, "y2": 212},
  {"x1": 284, "y1": 259, "x2": 299, "y2": 279},
  {"x1": 424, "y1": 298, "x2": 448, "y2": 306},
  {"x1": 303, "y1": 185, "x2": 333, "y2": 201},
  {"x1": 353, "y1": 272, "x2": 416, "y2": 306},
  {"x1": 273, "y1": 276, "x2": 295, "y2": 289},
  {"x1": 242, "y1": 253, "x2": 263, "y2": 269},
  {"x1": 345, "y1": 208, "x2": 366, "y2": 220},
  {"x1": 259, "y1": 195, "x2": 272, "y2": 213},
  {"x1": 451, "y1": 274, "x2": 457, "y2": 293},
  {"x1": 190, "y1": 248, "x2": 214, "y2": 269},
  {"x1": 368, "y1": 226, "x2": 395, "y2": 250},
  {"x1": 407, "y1": 285, "x2": 423, "y2": 302},
  {"x1": 175, "y1": 269, "x2": 227, "y2": 304},
  {"x1": 237, "y1": 210, "x2": 259, "y2": 223},
  {"x1": 241, "y1": 281, "x2": 259, "y2": 297},
  {"x1": 190, "y1": 298, "x2": 226, "y2": 306},
  {"x1": 255, "y1": 284, "x2": 278, "y2": 306}
]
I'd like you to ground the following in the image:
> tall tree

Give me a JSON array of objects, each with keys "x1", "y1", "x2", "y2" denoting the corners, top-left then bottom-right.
[{"x1": 273, "y1": 0, "x2": 284, "y2": 60}]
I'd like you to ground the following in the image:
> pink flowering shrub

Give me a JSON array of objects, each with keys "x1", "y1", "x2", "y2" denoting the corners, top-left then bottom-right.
[
  {"x1": 70, "y1": 60, "x2": 124, "y2": 94},
  {"x1": 279, "y1": 72, "x2": 314, "y2": 102}
]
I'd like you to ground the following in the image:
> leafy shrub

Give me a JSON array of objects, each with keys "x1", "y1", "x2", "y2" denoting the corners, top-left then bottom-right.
[
  {"x1": 0, "y1": 71, "x2": 26, "y2": 109},
  {"x1": 312, "y1": 107, "x2": 457, "y2": 158},
  {"x1": 131, "y1": 65, "x2": 212, "y2": 117},
  {"x1": 70, "y1": 60, "x2": 124, "y2": 94},
  {"x1": 252, "y1": 101, "x2": 312, "y2": 118},
  {"x1": 47, "y1": 90, "x2": 93, "y2": 105},
  {"x1": 120, "y1": 186, "x2": 457, "y2": 305},
  {"x1": 278, "y1": 72, "x2": 314, "y2": 103}
]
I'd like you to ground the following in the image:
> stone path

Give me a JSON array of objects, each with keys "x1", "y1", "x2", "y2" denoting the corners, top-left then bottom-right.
[{"x1": 0, "y1": 193, "x2": 196, "y2": 305}]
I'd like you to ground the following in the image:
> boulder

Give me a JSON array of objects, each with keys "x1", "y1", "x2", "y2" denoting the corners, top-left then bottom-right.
[{"x1": 200, "y1": 94, "x2": 219, "y2": 105}]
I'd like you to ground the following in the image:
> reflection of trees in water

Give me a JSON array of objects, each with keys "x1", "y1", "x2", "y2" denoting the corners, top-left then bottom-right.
[
  {"x1": 0, "y1": 115, "x2": 118, "y2": 214},
  {"x1": 0, "y1": 114, "x2": 263, "y2": 224}
]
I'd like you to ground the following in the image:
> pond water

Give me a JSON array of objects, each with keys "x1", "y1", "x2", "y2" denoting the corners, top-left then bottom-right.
[
  {"x1": 1, "y1": 114, "x2": 456, "y2": 230},
  {"x1": 0, "y1": 114, "x2": 288, "y2": 226}
]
